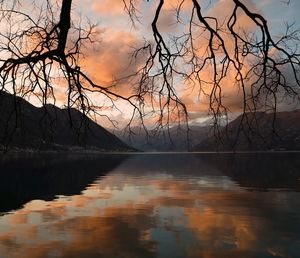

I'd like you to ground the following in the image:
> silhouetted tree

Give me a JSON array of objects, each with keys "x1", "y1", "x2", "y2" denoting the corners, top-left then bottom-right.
[{"x1": 0, "y1": 0, "x2": 299, "y2": 140}]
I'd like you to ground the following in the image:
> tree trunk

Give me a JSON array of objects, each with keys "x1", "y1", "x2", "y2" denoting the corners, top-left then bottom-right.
[{"x1": 58, "y1": 0, "x2": 72, "y2": 53}]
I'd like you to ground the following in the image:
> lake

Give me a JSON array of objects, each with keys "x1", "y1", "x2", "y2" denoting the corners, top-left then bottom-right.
[{"x1": 0, "y1": 152, "x2": 300, "y2": 258}]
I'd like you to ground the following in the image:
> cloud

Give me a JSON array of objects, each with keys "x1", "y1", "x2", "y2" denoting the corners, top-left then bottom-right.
[
  {"x1": 81, "y1": 29, "x2": 141, "y2": 85},
  {"x1": 56, "y1": 0, "x2": 300, "y2": 126},
  {"x1": 92, "y1": 0, "x2": 125, "y2": 16}
]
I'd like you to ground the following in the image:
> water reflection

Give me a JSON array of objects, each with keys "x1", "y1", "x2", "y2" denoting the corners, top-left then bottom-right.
[
  {"x1": 0, "y1": 153, "x2": 300, "y2": 258},
  {"x1": 0, "y1": 153, "x2": 127, "y2": 212}
]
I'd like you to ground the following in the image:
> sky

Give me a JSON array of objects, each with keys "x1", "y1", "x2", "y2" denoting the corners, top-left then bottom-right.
[
  {"x1": 79, "y1": 0, "x2": 300, "y2": 128},
  {"x1": 2, "y1": 0, "x2": 300, "y2": 129}
]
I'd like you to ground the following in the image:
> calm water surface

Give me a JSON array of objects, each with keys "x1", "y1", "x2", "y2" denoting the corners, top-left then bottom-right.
[{"x1": 0, "y1": 153, "x2": 300, "y2": 258}]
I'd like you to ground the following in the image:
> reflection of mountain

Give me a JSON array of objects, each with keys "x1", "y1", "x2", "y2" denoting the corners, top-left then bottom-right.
[
  {"x1": 1, "y1": 153, "x2": 299, "y2": 258},
  {"x1": 0, "y1": 154, "x2": 127, "y2": 213},
  {"x1": 0, "y1": 154, "x2": 300, "y2": 258},
  {"x1": 194, "y1": 110, "x2": 300, "y2": 151},
  {"x1": 1, "y1": 153, "x2": 299, "y2": 215},
  {"x1": 0, "y1": 92, "x2": 133, "y2": 151},
  {"x1": 116, "y1": 153, "x2": 300, "y2": 191},
  {"x1": 202, "y1": 152, "x2": 300, "y2": 190},
  {"x1": 114, "y1": 154, "x2": 222, "y2": 176},
  {"x1": 114, "y1": 126, "x2": 212, "y2": 151}
]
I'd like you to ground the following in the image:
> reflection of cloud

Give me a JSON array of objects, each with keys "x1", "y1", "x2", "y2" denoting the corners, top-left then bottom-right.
[
  {"x1": 50, "y1": 206, "x2": 156, "y2": 258},
  {"x1": 0, "y1": 170, "x2": 299, "y2": 258}
]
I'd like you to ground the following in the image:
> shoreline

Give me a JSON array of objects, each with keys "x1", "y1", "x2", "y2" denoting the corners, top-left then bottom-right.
[{"x1": 1, "y1": 149, "x2": 300, "y2": 155}]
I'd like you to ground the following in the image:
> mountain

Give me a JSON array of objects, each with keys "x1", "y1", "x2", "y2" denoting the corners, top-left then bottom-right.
[
  {"x1": 194, "y1": 110, "x2": 300, "y2": 151},
  {"x1": 0, "y1": 92, "x2": 134, "y2": 151},
  {"x1": 113, "y1": 125, "x2": 213, "y2": 151}
]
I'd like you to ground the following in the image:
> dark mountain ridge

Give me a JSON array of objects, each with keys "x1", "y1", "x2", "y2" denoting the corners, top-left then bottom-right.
[
  {"x1": 194, "y1": 110, "x2": 300, "y2": 151},
  {"x1": 114, "y1": 125, "x2": 213, "y2": 151},
  {"x1": 0, "y1": 92, "x2": 134, "y2": 151}
]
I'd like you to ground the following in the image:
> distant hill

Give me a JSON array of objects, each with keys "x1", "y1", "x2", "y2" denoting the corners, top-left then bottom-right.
[
  {"x1": 0, "y1": 92, "x2": 134, "y2": 151},
  {"x1": 194, "y1": 110, "x2": 300, "y2": 151},
  {"x1": 114, "y1": 125, "x2": 213, "y2": 151}
]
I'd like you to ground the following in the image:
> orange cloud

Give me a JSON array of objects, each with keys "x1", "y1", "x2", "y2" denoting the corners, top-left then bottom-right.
[
  {"x1": 80, "y1": 28, "x2": 144, "y2": 97},
  {"x1": 63, "y1": 0, "x2": 269, "y2": 124},
  {"x1": 92, "y1": 0, "x2": 125, "y2": 16},
  {"x1": 6, "y1": 0, "x2": 289, "y2": 126}
]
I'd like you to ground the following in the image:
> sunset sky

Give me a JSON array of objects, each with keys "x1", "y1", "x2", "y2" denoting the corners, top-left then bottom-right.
[
  {"x1": 2, "y1": 0, "x2": 300, "y2": 128},
  {"x1": 77, "y1": 0, "x2": 300, "y2": 127}
]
